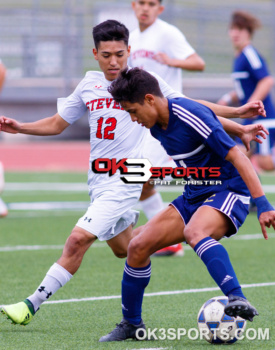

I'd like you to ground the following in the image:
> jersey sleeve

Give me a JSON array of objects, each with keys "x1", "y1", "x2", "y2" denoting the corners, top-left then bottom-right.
[
  {"x1": 150, "y1": 71, "x2": 185, "y2": 98},
  {"x1": 164, "y1": 26, "x2": 195, "y2": 60},
  {"x1": 57, "y1": 81, "x2": 87, "y2": 124},
  {"x1": 243, "y1": 46, "x2": 270, "y2": 81}
]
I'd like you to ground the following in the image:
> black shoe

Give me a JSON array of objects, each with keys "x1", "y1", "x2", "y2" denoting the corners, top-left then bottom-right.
[
  {"x1": 99, "y1": 318, "x2": 146, "y2": 342},
  {"x1": 224, "y1": 294, "x2": 259, "y2": 322}
]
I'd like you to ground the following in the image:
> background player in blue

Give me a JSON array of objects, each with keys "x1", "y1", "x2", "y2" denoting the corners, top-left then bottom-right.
[
  {"x1": 99, "y1": 67, "x2": 275, "y2": 342},
  {"x1": 218, "y1": 11, "x2": 275, "y2": 172}
]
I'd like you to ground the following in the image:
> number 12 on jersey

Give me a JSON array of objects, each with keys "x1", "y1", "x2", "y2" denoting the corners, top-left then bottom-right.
[{"x1": 96, "y1": 117, "x2": 117, "y2": 140}]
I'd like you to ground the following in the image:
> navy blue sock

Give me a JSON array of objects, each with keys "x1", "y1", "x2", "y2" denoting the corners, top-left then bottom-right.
[
  {"x1": 121, "y1": 261, "x2": 151, "y2": 325},
  {"x1": 194, "y1": 237, "x2": 245, "y2": 299}
]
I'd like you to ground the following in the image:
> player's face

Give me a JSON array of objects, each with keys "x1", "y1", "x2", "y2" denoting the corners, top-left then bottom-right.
[
  {"x1": 132, "y1": 0, "x2": 164, "y2": 30},
  {"x1": 93, "y1": 41, "x2": 130, "y2": 81},
  {"x1": 229, "y1": 26, "x2": 251, "y2": 51},
  {"x1": 121, "y1": 98, "x2": 158, "y2": 129}
]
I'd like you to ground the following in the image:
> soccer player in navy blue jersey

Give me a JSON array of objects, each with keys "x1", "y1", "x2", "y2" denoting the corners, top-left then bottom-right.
[
  {"x1": 218, "y1": 11, "x2": 275, "y2": 172},
  {"x1": 99, "y1": 67, "x2": 275, "y2": 342}
]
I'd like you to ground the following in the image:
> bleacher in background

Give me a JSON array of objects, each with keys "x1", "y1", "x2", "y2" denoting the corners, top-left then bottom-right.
[{"x1": 0, "y1": 0, "x2": 274, "y2": 139}]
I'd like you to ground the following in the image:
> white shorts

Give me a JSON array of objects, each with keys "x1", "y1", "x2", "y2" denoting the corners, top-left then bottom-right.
[{"x1": 76, "y1": 187, "x2": 140, "y2": 241}]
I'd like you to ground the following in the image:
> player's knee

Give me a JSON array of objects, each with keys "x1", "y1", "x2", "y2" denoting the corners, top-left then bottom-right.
[
  {"x1": 128, "y1": 236, "x2": 149, "y2": 262},
  {"x1": 112, "y1": 247, "x2": 127, "y2": 259},
  {"x1": 184, "y1": 226, "x2": 205, "y2": 248},
  {"x1": 65, "y1": 228, "x2": 94, "y2": 255}
]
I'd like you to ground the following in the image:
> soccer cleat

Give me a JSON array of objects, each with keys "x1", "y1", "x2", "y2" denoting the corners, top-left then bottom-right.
[
  {"x1": 224, "y1": 294, "x2": 259, "y2": 322},
  {"x1": 99, "y1": 318, "x2": 146, "y2": 342},
  {"x1": 152, "y1": 243, "x2": 184, "y2": 257},
  {"x1": 1, "y1": 299, "x2": 35, "y2": 325}
]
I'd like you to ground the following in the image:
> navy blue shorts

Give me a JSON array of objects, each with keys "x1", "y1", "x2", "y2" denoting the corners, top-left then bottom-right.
[{"x1": 171, "y1": 190, "x2": 250, "y2": 237}]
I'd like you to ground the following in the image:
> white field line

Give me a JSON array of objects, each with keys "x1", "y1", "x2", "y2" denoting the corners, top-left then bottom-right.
[
  {"x1": 5, "y1": 183, "x2": 275, "y2": 193},
  {"x1": 8, "y1": 201, "x2": 89, "y2": 210},
  {"x1": 35, "y1": 281, "x2": 275, "y2": 305},
  {"x1": 0, "y1": 282, "x2": 274, "y2": 309},
  {"x1": 0, "y1": 233, "x2": 274, "y2": 253}
]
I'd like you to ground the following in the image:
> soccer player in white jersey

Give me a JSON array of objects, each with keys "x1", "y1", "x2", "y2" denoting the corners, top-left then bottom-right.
[
  {"x1": 129, "y1": 0, "x2": 205, "y2": 256},
  {"x1": 0, "y1": 20, "x2": 267, "y2": 327},
  {"x1": 0, "y1": 59, "x2": 8, "y2": 217}
]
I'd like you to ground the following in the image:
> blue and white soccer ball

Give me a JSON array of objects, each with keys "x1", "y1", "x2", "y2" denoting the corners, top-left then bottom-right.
[{"x1": 197, "y1": 296, "x2": 246, "y2": 344}]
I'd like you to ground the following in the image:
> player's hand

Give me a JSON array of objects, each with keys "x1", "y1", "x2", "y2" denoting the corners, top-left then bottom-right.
[
  {"x1": 236, "y1": 100, "x2": 266, "y2": 119},
  {"x1": 259, "y1": 210, "x2": 275, "y2": 240},
  {"x1": 0, "y1": 116, "x2": 21, "y2": 134},
  {"x1": 153, "y1": 52, "x2": 171, "y2": 66},
  {"x1": 240, "y1": 124, "x2": 269, "y2": 152}
]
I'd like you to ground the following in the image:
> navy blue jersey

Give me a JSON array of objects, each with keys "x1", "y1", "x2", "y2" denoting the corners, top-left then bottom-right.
[
  {"x1": 150, "y1": 98, "x2": 250, "y2": 202},
  {"x1": 232, "y1": 45, "x2": 275, "y2": 122}
]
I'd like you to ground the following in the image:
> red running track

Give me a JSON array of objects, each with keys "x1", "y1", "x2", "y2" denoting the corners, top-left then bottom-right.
[{"x1": 0, "y1": 141, "x2": 90, "y2": 171}]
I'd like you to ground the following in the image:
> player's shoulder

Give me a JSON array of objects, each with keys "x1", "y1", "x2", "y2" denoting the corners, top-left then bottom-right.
[
  {"x1": 155, "y1": 19, "x2": 185, "y2": 36},
  {"x1": 83, "y1": 70, "x2": 105, "y2": 82},
  {"x1": 242, "y1": 45, "x2": 263, "y2": 69},
  {"x1": 170, "y1": 98, "x2": 214, "y2": 119},
  {"x1": 79, "y1": 70, "x2": 109, "y2": 91}
]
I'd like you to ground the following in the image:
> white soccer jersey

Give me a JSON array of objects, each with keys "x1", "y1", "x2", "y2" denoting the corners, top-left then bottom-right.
[
  {"x1": 129, "y1": 19, "x2": 195, "y2": 93},
  {"x1": 58, "y1": 70, "x2": 181, "y2": 194}
]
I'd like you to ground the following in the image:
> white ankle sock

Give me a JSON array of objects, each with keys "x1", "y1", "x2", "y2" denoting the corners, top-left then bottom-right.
[
  {"x1": 140, "y1": 192, "x2": 164, "y2": 220},
  {"x1": 27, "y1": 263, "x2": 72, "y2": 312}
]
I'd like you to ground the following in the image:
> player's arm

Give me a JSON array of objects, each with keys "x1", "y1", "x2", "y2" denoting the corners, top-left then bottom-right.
[
  {"x1": 248, "y1": 76, "x2": 274, "y2": 102},
  {"x1": 0, "y1": 113, "x2": 69, "y2": 136},
  {"x1": 195, "y1": 99, "x2": 266, "y2": 119},
  {"x1": 217, "y1": 117, "x2": 268, "y2": 152},
  {"x1": 154, "y1": 52, "x2": 205, "y2": 71},
  {"x1": 226, "y1": 146, "x2": 275, "y2": 239}
]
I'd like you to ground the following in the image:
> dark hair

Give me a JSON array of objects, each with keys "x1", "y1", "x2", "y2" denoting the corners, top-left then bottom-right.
[
  {"x1": 93, "y1": 20, "x2": 129, "y2": 49},
  {"x1": 108, "y1": 67, "x2": 163, "y2": 104},
  {"x1": 230, "y1": 11, "x2": 261, "y2": 35}
]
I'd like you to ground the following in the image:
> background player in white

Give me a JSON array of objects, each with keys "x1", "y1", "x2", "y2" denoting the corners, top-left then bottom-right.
[
  {"x1": 0, "y1": 20, "x2": 267, "y2": 326},
  {"x1": 0, "y1": 59, "x2": 8, "y2": 217},
  {"x1": 129, "y1": 0, "x2": 205, "y2": 255}
]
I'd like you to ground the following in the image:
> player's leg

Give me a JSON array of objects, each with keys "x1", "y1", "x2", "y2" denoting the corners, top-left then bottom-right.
[
  {"x1": 139, "y1": 181, "x2": 163, "y2": 218},
  {"x1": 1, "y1": 188, "x2": 141, "y2": 325},
  {"x1": 184, "y1": 195, "x2": 258, "y2": 321},
  {"x1": 1, "y1": 225, "x2": 96, "y2": 325},
  {"x1": 0, "y1": 161, "x2": 8, "y2": 217},
  {"x1": 106, "y1": 224, "x2": 133, "y2": 258},
  {"x1": 99, "y1": 205, "x2": 185, "y2": 342}
]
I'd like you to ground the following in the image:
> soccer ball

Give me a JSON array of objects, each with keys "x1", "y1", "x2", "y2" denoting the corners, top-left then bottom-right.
[{"x1": 197, "y1": 296, "x2": 246, "y2": 344}]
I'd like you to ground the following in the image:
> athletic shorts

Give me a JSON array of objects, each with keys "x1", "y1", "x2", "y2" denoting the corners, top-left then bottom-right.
[
  {"x1": 76, "y1": 188, "x2": 140, "y2": 241},
  {"x1": 171, "y1": 190, "x2": 250, "y2": 237}
]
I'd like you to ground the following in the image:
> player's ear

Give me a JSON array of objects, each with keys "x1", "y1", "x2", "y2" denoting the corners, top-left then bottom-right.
[
  {"x1": 93, "y1": 48, "x2": 98, "y2": 61},
  {"x1": 127, "y1": 45, "x2": 131, "y2": 57},
  {"x1": 131, "y1": 1, "x2": 136, "y2": 12},
  {"x1": 158, "y1": 5, "x2": 165, "y2": 16},
  {"x1": 145, "y1": 94, "x2": 155, "y2": 105}
]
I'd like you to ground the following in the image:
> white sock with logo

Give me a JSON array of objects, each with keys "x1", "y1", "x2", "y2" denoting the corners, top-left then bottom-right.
[
  {"x1": 27, "y1": 263, "x2": 72, "y2": 312},
  {"x1": 140, "y1": 192, "x2": 164, "y2": 220}
]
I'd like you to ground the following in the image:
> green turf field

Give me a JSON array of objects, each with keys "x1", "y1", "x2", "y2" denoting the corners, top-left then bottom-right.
[{"x1": 0, "y1": 172, "x2": 274, "y2": 349}]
